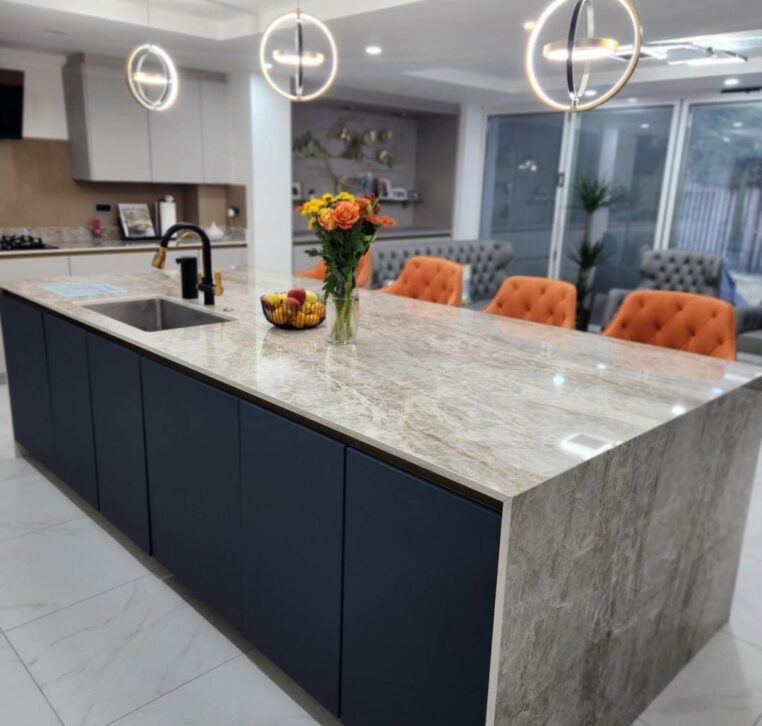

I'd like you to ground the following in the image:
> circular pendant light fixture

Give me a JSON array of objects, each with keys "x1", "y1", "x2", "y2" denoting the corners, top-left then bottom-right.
[
  {"x1": 525, "y1": 0, "x2": 642, "y2": 112},
  {"x1": 126, "y1": 44, "x2": 179, "y2": 111},
  {"x1": 125, "y1": 0, "x2": 179, "y2": 112},
  {"x1": 259, "y1": 7, "x2": 338, "y2": 102}
]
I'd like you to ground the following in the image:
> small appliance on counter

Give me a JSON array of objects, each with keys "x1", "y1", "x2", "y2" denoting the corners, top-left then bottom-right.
[{"x1": 0, "y1": 234, "x2": 58, "y2": 251}]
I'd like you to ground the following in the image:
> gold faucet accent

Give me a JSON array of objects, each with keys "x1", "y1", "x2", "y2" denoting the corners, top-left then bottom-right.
[
  {"x1": 152, "y1": 230, "x2": 201, "y2": 270},
  {"x1": 175, "y1": 229, "x2": 198, "y2": 246},
  {"x1": 197, "y1": 271, "x2": 224, "y2": 296},
  {"x1": 151, "y1": 246, "x2": 167, "y2": 269}
]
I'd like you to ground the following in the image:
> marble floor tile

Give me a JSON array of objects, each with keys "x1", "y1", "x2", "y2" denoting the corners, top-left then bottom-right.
[
  {"x1": 725, "y1": 555, "x2": 762, "y2": 650},
  {"x1": 0, "y1": 634, "x2": 61, "y2": 725},
  {"x1": 639, "y1": 632, "x2": 762, "y2": 726},
  {"x1": 0, "y1": 455, "x2": 35, "y2": 482},
  {"x1": 111, "y1": 654, "x2": 321, "y2": 726},
  {"x1": 0, "y1": 471, "x2": 84, "y2": 544},
  {"x1": 0, "y1": 518, "x2": 148, "y2": 630},
  {"x1": 0, "y1": 433, "x2": 22, "y2": 460},
  {"x1": 7, "y1": 576, "x2": 241, "y2": 726},
  {"x1": 743, "y1": 494, "x2": 762, "y2": 563}
]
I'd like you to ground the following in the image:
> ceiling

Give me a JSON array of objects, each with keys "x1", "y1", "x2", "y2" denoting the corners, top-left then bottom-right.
[{"x1": 1, "y1": 0, "x2": 762, "y2": 109}]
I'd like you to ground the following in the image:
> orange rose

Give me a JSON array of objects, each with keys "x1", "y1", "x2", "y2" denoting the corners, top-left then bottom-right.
[
  {"x1": 366, "y1": 212, "x2": 396, "y2": 227},
  {"x1": 318, "y1": 207, "x2": 337, "y2": 231},
  {"x1": 333, "y1": 201, "x2": 361, "y2": 230}
]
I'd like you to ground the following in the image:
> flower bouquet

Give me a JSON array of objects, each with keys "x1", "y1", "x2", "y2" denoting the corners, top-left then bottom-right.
[{"x1": 298, "y1": 192, "x2": 395, "y2": 344}]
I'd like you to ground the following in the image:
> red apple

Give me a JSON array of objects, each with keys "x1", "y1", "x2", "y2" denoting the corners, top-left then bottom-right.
[
  {"x1": 288, "y1": 288, "x2": 307, "y2": 305},
  {"x1": 284, "y1": 296, "x2": 301, "y2": 310}
]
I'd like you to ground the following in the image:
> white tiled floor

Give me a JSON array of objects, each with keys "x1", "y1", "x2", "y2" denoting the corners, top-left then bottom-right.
[{"x1": 0, "y1": 382, "x2": 759, "y2": 726}]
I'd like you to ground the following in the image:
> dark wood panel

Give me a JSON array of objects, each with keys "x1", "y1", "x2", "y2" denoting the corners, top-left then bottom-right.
[
  {"x1": 142, "y1": 358, "x2": 241, "y2": 624},
  {"x1": 342, "y1": 449, "x2": 501, "y2": 726},
  {"x1": 45, "y1": 313, "x2": 98, "y2": 506},
  {"x1": 240, "y1": 401, "x2": 344, "y2": 715},
  {"x1": 0, "y1": 294, "x2": 54, "y2": 466},
  {"x1": 88, "y1": 333, "x2": 150, "y2": 552}
]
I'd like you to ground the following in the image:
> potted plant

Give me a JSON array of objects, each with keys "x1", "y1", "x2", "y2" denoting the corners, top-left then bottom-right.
[
  {"x1": 569, "y1": 178, "x2": 611, "y2": 331},
  {"x1": 299, "y1": 192, "x2": 395, "y2": 344}
]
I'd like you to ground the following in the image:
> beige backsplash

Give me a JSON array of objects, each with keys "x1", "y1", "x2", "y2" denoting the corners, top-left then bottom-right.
[{"x1": 0, "y1": 138, "x2": 247, "y2": 232}]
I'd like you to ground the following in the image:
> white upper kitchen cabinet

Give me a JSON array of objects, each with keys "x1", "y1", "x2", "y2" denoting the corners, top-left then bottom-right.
[
  {"x1": 64, "y1": 58, "x2": 152, "y2": 182},
  {"x1": 64, "y1": 58, "x2": 232, "y2": 184},
  {"x1": 149, "y1": 73, "x2": 205, "y2": 183},
  {"x1": 200, "y1": 78, "x2": 233, "y2": 184}
]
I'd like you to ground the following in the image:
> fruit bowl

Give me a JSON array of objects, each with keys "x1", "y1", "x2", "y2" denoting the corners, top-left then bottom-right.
[{"x1": 261, "y1": 288, "x2": 326, "y2": 330}]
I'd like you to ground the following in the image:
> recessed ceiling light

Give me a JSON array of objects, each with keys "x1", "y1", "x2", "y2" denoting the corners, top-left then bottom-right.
[
  {"x1": 523, "y1": 20, "x2": 536, "y2": 31},
  {"x1": 723, "y1": 136, "x2": 731, "y2": 143},
  {"x1": 724, "y1": 77, "x2": 741, "y2": 87},
  {"x1": 628, "y1": 97, "x2": 638, "y2": 103},
  {"x1": 734, "y1": 121, "x2": 744, "y2": 128},
  {"x1": 583, "y1": 89, "x2": 598, "y2": 97},
  {"x1": 366, "y1": 45, "x2": 383, "y2": 56},
  {"x1": 263, "y1": 62, "x2": 273, "y2": 70},
  {"x1": 640, "y1": 123, "x2": 650, "y2": 129}
]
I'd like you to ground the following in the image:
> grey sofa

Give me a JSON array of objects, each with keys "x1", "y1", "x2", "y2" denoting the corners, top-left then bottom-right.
[
  {"x1": 372, "y1": 239, "x2": 513, "y2": 305},
  {"x1": 601, "y1": 249, "x2": 762, "y2": 357}
]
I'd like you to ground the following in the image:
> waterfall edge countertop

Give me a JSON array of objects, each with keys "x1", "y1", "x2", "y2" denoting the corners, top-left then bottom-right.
[{"x1": 1, "y1": 266, "x2": 759, "y2": 503}]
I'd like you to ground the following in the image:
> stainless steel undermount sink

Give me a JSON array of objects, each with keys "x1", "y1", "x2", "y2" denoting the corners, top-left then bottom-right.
[{"x1": 84, "y1": 297, "x2": 233, "y2": 332}]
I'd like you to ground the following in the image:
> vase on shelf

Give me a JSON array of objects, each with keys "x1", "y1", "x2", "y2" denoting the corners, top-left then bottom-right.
[{"x1": 327, "y1": 293, "x2": 359, "y2": 345}]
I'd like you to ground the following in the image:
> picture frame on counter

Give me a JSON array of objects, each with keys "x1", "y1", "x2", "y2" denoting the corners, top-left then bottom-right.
[
  {"x1": 292, "y1": 181, "x2": 303, "y2": 201},
  {"x1": 118, "y1": 203, "x2": 157, "y2": 239},
  {"x1": 377, "y1": 178, "x2": 392, "y2": 199}
]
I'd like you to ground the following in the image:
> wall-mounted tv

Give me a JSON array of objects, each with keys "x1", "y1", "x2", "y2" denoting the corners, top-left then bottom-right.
[{"x1": 0, "y1": 70, "x2": 24, "y2": 139}]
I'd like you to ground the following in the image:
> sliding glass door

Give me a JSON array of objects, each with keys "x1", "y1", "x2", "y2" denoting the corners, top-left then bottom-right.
[
  {"x1": 669, "y1": 101, "x2": 762, "y2": 304},
  {"x1": 480, "y1": 113, "x2": 564, "y2": 276},
  {"x1": 559, "y1": 106, "x2": 674, "y2": 295}
]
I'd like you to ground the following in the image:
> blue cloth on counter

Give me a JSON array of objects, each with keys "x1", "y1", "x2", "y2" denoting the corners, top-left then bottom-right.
[{"x1": 39, "y1": 282, "x2": 128, "y2": 299}]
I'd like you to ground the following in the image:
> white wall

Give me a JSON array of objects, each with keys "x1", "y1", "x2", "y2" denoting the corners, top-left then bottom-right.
[
  {"x1": 229, "y1": 72, "x2": 293, "y2": 274},
  {"x1": 0, "y1": 47, "x2": 68, "y2": 140},
  {"x1": 452, "y1": 103, "x2": 486, "y2": 240}
]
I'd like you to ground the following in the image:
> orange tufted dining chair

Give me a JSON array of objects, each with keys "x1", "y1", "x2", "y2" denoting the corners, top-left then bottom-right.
[
  {"x1": 378, "y1": 255, "x2": 463, "y2": 307},
  {"x1": 483, "y1": 276, "x2": 577, "y2": 329},
  {"x1": 603, "y1": 290, "x2": 736, "y2": 360},
  {"x1": 296, "y1": 250, "x2": 372, "y2": 288}
]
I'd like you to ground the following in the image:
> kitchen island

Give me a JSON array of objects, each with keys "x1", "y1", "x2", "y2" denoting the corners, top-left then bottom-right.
[{"x1": 1, "y1": 267, "x2": 760, "y2": 726}]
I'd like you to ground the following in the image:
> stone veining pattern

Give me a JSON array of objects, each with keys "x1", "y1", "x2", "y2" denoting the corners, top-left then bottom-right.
[
  {"x1": 495, "y1": 383, "x2": 762, "y2": 725},
  {"x1": 1, "y1": 267, "x2": 759, "y2": 502}
]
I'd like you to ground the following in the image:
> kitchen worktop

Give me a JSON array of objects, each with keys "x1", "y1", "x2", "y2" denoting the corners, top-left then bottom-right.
[
  {"x1": 293, "y1": 227, "x2": 450, "y2": 244},
  {"x1": 1, "y1": 266, "x2": 758, "y2": 503},
  {"x1": 0, "y1": 239, "x2": 247, "y2": 259}
]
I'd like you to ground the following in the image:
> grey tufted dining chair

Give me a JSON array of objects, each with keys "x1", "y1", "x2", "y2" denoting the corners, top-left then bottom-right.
[
  {"x1": 601, "y1": 248, "x2": 762, "y2": 356},
  {"x1": 601, "y1": 249, "x2": 722, "y2": 328}
]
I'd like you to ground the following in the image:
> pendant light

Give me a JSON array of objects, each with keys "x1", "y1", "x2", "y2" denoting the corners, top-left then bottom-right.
[
  {"x1": 125, "y1": 0, "x2": 179, "y2": 112},
  {"x1": 525, "y1": 0, "x2": 642, "y2": 112},
  {"x1": 259, "y1": 4, "x2": 338, "y2": 102}
]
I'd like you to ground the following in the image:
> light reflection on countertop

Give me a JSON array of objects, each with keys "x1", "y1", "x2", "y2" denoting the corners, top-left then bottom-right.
[{"x1": 1, "y1": 266, "x2": 759, "y2": 502}]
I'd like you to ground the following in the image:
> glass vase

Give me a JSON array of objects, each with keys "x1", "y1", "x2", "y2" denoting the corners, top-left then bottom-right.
[{"x1": 327, "y1": 294, "x2": 359, "y2": 345}]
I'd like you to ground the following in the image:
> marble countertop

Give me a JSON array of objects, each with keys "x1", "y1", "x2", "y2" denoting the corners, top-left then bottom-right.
[
  {"x1": 0, "y1": 240, "x2": 247, "y2": 260},
  {"x1": 293, "y1": 227, "x2": 450, "y2": 245},
  {"x1": 1, "y1": 267, "x2": 759, "y2": 503}
]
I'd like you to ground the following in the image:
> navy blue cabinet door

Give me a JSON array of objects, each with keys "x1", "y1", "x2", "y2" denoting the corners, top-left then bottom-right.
[
  {"x1": 88, "y1": 334, "x2": 150, "y2": 552},
  {"x1": 44, "y1": 313, "x2": 99, "y2": 507},
  {"x1": 0, "y1": 295, "x2": 54, "y2": 466},
  {"x1": 240, "y1": 402, "x2": 344, "y2": 716},
  {"x1": 142, "y1": 359, "x2": 241, "y2": 624},
  {"x1": 342, "y1": 450, "x2": 501, "y2": 726}
]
